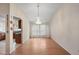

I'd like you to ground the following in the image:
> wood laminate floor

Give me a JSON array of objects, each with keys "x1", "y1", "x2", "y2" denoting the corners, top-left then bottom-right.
[{"x1": 11, "y1": 38, "x2": 70, "y2": 55}]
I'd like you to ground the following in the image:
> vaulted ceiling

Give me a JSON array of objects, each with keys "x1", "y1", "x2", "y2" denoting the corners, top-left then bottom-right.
[{"x1": 16, "y1": 3, "x2": 62, "y2": 23}]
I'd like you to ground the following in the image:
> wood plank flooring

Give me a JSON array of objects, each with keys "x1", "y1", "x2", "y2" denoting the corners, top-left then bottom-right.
[{"x1": 11, "y1": 38, "x2": 70, "y2": 55}]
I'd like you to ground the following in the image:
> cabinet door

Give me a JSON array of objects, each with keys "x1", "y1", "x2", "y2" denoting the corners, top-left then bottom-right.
[
  {"x1": 15, "y1": 34, "x2": 22, "y2": 44},
  {"x1": 18, "y1": 20, "x2": 22, "y2": 28}
]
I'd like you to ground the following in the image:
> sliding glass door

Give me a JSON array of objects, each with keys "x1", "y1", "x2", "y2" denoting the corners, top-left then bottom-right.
[
  {"x1": 31, "y1": 24, "x2": 49, "y2": 38},
  {"x1": 31, "y1": 24, "x2": 39, "y2": 37}
]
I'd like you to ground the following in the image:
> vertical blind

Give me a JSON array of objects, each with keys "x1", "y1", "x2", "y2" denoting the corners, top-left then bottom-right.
[{"x1": 31, "y1": 24, "x2": 49, "y2": 37}]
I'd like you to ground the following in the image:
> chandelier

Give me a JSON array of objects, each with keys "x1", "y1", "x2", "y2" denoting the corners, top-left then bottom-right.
[{"x1": 35, "y1": 3, "x2": 42, "y2": 24}]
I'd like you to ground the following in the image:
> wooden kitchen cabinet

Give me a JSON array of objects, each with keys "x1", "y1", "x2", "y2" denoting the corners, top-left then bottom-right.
[{"x1": 13, "y1": 32, "x2": 22, "y2": 44}]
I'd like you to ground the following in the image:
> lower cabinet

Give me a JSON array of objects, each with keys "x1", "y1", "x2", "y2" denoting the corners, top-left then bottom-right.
[{"x1": 13, "y1": 32, "x2": 22, "y2": 44}]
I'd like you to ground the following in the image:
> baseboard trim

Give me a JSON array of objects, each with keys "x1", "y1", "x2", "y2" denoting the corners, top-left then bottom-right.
[{"x1": 50, "y1": 36, "x2": 71, "y2": 55}]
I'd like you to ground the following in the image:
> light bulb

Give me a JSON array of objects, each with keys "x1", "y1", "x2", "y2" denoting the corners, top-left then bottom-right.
[{"x1": 36, "y1": 17, "x2": 42, "y2": 24}]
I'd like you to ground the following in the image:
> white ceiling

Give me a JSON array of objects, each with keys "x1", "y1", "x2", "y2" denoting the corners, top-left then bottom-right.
[{"x1": 16, "y1": 3, "x2": 62, "y2": 23}]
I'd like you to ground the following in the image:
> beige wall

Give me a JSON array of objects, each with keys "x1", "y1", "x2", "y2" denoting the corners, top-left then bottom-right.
[
  {"x1": 9, "y1": 4, "x2": 30, "y2": 53},
  {"x1": 0, "y1": 4, "x2": 9, "y2": 16},
  {"x1": 50, "y1": 4, "x2": 79, "y2": 55}
]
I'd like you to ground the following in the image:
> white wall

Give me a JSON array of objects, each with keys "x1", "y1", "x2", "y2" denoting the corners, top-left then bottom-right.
[
  {"x1": 9, "y1": 3, "x2": 30, "y2": 53},
  {"x1": 50, "y1": 4, "x2": 79, "y2": 55}
]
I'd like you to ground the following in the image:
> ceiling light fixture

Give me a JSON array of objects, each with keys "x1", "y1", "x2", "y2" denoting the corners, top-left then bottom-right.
[{"x1": 36, "y1": 3, "x2": 42, "y2": 24}]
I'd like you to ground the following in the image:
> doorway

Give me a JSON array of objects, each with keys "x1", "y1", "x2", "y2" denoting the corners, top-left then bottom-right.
[{"x1": 13, "y1": 16, "x2": 22, "y2": 46}]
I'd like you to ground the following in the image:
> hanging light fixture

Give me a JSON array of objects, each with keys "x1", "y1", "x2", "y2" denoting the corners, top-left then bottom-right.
[{"x1": 36, "y1": 3, "x2": 42, "y2": 24}]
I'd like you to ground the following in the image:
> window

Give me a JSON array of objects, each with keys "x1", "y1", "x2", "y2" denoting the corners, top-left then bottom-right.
[{"x1": 0, "y1": 16, "x2": 5, "y2": 32}]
